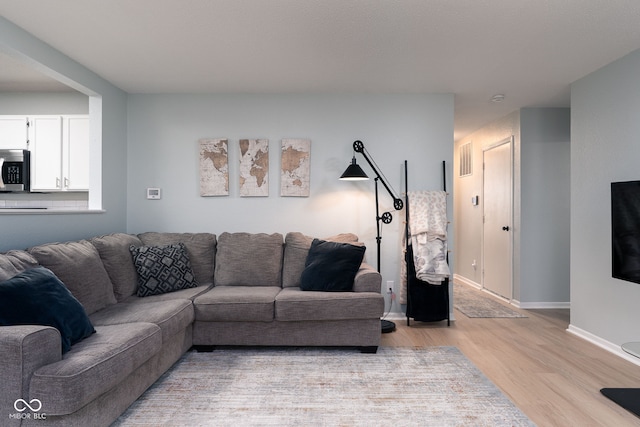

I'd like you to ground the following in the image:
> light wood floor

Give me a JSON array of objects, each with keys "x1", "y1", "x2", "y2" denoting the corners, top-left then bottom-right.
[{"x1": 381, "y1": 292, "x2": 640, "y2": 426}]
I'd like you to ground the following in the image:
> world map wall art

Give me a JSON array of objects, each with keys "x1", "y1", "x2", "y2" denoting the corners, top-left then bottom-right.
[
  {"x1": 199, "y1": 138, "x2": 229, "y2": 196},
  {"x1": 280, "y1": 138, "x2": 310, "y2": 197},
  {"x1": 239, "y1": 138, "x2": 269, "y2": 197},
  {"x1": 199, "y1": 137, "x2": 311, "y2": 198}
]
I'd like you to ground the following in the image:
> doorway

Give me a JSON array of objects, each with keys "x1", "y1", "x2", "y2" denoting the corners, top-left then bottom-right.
[{"x1": 482, "y1": 137, "x2": 513, "y2": 299}]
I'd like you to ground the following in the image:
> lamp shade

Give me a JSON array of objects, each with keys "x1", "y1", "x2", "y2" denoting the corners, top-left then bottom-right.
[{"x1": 340, "y1": 157, "x2": 369, "y2": 181}]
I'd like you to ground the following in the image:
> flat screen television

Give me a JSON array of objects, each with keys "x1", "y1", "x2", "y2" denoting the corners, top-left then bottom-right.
[{"x1": 612, "y1": 180, "x2": 640, "y2": 284}]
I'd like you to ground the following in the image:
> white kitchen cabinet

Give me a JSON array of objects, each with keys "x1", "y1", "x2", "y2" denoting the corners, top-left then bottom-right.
[
  {"x1": 0, "y1": 116, "x2": 28, "y2": 149},
  {"x1": 30, "y1": 115, "x2": 89, "y2": 191},
  {"x1": 63, "y1": 116, "x2": 90, "y2": 190}
]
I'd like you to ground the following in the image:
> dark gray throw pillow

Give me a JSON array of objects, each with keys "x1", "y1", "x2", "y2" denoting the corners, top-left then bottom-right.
[
  {"x1": 130, "y1": 243, "x2": 199, "y2": 297},
  {"x1": 0, "y1": 267, "x2": 95, "y2": 353},
  {"x1": 300, "y1": 239, "x2": 366, "y2": 292}
]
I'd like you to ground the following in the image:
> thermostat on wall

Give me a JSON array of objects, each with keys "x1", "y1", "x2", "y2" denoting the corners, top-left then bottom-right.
[{"x1": 147, "y1": 188, "x2": 162, "y2": 200}]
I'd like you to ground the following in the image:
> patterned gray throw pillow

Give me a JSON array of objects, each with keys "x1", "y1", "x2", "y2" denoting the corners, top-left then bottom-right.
[{"x1": 130, "y1": 243, "x2": 198, "y2": 297}]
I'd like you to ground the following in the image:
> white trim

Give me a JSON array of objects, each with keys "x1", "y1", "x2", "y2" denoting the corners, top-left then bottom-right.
[
  {"x1": 0, "y1": 209, "x2": 105, "y2": 215},
  {"x1": 567, "y1": 324, "x2": 640, "y2": 367},
  {"x1": 453, "y1": 274, "x2": 481, "y2": 289},
  {"x1": 481, "y1": 136, "x2": 514, "y2": 300},
  {"x1": 515, "y1": 301, "x2": 570, "y2": 309},
  {"x1": 455, "y1": 274, "x2": 571, "y2": 309}
]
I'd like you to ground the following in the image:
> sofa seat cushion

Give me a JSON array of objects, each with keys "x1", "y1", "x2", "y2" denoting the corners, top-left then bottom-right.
[
  {"x1": 30, "y1": 323, "x2": 161, "y2": 416},
  {"x1": 215, "y1": 232, "x2": 283, "y2": 287},
  {"x1": 89, "y1": 299, "x2": 194, "y2": 342},
  {"x1": 275, "y1": 287, "x2": 384, "y2": 321},
  {"x1": 194, "y1": 286, "x2": 281, "y2": 322},
  {"x1": 122, "y1": 283, "x2": 212, "y2": 304}
]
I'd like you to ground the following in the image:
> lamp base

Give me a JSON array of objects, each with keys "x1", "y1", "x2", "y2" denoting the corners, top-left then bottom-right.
[{"x1": 381, "y1": 319, "x2": 396, "y2": 333}]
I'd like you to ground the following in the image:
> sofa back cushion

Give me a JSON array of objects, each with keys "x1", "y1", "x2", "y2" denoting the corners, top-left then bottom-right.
[
  {"x1": 0, "y1": 250, "x2": 39, "y2": 282},
  {"x1": 29, "y1": 240, "x2": 117, "y2": 315},
  {"x1": 215, "y1": 232, "x2": 283, "y2": 287},
  {"x1": 137, "y1": 232, "x2": 216, "y2": 285},
  {"x1": 91, "y1": 233, "x2": 143, "y2": 302},
  {"x1": 282, "y1": 232, "x2": 359, "y2": 288}
]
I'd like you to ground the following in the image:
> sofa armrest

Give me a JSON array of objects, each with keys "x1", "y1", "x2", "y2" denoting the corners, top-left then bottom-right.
[
  {"x1": 0, "y1": 325, "x2": 61, "y2": 422},
  {"x1": 353, "y1": 262, "x2": 382, "y2": 293}
]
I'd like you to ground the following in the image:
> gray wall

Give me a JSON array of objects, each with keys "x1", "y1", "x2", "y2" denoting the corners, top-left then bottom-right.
[
  {"x1": 571, "y1": 48, "x2": 640, "y2": 346},
  {"x1": 0, "y1": 17, "x2": 128, "y2": 251},
  {"x1": 520, "y1": 108, "x2": 570, "y2": 305},
  {"x1": 126, "y1": 93, "x2": 454, "y2": 310}
]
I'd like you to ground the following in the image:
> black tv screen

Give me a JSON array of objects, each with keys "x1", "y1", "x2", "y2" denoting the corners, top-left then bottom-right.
[{"x1": 612, "y1": 181, "x2": 640, "y2": 284}]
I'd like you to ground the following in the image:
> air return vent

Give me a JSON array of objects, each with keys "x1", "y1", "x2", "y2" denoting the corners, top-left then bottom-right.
[{"x1": 459, "y1": 142, "x2": 472, "y2": 177}]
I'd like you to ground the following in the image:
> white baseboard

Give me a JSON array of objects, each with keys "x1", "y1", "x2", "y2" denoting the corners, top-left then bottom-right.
[
  {"x1": 383, "y1": 311, "x2": 456, "y2": 323},
  {"x1": 567, "y1": 324, "x2": 640, "y2": 367},
  {"x1": 453, "y1": 274, "x2": 481, "y2": 289},
  {"x1": 454, "y1": 274, "x2": 570, "y2": 310},
  {"x1": 514, "y1": 301, "x2": 571, "y2": 309}
]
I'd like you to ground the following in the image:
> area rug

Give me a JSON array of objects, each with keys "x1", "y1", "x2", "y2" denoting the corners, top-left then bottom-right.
[
  {"x1": 113, "y1": 346, "x2": 534, "y2": 427},
  {"x1": 454, "y1": 283, "x2": 527, "y2": 318}
]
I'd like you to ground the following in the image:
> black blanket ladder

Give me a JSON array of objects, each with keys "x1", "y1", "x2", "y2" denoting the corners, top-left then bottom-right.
[{"x1": 404, "y1": 160, "x2": 451, "y2": 326}]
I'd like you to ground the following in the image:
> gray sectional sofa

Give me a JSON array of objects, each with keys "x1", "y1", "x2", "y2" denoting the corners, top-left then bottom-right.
[{"x1": 0, "y1": 231, "x2": 383, "y2": 427}]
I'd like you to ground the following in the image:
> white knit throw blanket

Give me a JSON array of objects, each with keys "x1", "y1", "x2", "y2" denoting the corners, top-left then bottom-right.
[{"x1": 400, "y1": 191, "x2": 450, "y2": 304}]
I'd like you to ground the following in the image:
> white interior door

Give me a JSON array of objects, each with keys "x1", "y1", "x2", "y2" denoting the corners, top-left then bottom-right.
[{"x1": 482, "y1": 137, "x2": 513, "y2": 299}]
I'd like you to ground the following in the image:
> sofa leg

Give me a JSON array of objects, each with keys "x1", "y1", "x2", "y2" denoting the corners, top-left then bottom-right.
[
  {"x1": 359, "y1": 346, "x2": 378, "y2": 354},
  {"x1": 191, "y1": 345, "x2": 216, "y2": 352}
]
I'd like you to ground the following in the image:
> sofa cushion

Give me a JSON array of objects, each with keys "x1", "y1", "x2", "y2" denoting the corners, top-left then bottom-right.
[
  {"x1": 0, "y1": 249, "x2": 39, "y2": 282},
  {"x1": 89, "y1": 299, "x2": 194, "y2": 342},
  {"x1": 0, "y1": 267, "x2": 95, "y2": 353},
  {"x1": 275, "y1": 287, "x2": 384, "y2": 321},
  {"x1": 29, "y1": 240, "x2": 117, "y2": 315},
  {"x1": 138, "y1": 232, "x2": 216, "y2": 285},
  {"x1": 300, "y1": 239, "x2": 366, "y2": 292},
  {"x1": 130, "y1": 243, "x2": 199, "y2": 297},
  {"x1": 194, "y1": 286, "x2": 281, "y2": 322},
  {"x1": 282, "y1": 232, "x2": 360, "y2": 288},
  {"x1": 122, "y1": 283, "x2": 212, "y2": 304},
  {"x1": 215, "y1": 232, "x2": 283, "y2": 287},
  {"x1": 29, "y1": 323, "x2": 161, "y2": 416},
  {"x1": 91, "y1": 233, "x2": 143, "y2": 302}
]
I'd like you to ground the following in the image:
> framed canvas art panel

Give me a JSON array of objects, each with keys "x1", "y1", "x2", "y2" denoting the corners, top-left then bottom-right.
[
  {"x1": 199, "y1": 138, "x2": 229, "y2": 196},
  {"x1": 280, "y1": 138, "x2": 311, "y2": 197}
]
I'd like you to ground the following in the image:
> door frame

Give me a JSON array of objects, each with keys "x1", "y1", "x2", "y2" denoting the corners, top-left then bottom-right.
[{"x1": 481, "y1": 136, "x2": 514, "y2": 300}]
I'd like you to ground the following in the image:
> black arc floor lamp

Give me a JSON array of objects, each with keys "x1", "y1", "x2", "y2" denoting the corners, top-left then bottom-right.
[{"x1": 340, "y1": 140, "x2": 403, "y2": 333}]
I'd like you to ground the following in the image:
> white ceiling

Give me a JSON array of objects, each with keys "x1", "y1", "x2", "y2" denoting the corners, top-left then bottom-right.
[{"x1": 1, "y1": 0, "x2": 640, "y2": 141}]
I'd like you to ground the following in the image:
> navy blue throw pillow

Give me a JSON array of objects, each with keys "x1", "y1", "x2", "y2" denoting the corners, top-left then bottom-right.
[
  {"x1": 300, "y1": 239, "x2": 366, "y2": 292},
  {"x1": 0, "y1": 267, "x2": 95, "y2": 353}
]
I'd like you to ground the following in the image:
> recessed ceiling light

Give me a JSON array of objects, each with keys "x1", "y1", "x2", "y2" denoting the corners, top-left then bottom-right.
[{"x1": 491, "y1": 94, "x2": 505, "y2": 103}]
